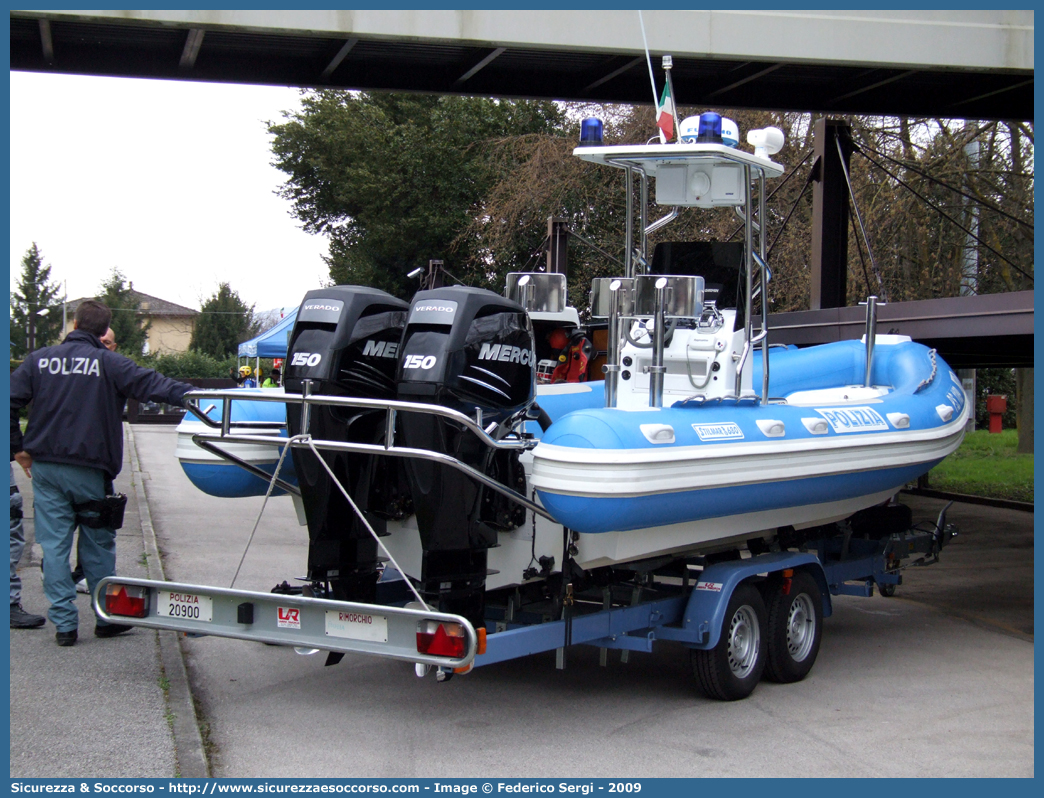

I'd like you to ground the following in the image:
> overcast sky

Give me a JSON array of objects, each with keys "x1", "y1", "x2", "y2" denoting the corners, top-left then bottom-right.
[{"x1": 10, "y1": 71, "x2": 331, "y2": 314}]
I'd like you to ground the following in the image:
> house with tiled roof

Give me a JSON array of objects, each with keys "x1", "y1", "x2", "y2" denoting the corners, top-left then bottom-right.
[{"x1": 65, "y1": 290, "x2": 199, "y2": 354}]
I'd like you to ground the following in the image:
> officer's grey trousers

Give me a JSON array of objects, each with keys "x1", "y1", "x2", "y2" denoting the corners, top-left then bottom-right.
[{"x1": 31, "y1": 461, "x2": 118, "y2": 633}]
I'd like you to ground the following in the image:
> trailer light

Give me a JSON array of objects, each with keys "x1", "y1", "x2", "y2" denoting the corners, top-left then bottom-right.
[
  {"x1": 105, "y1": 583, "x2": 149, "y2": 618},
  {"x1": 417, "y1": 620, "x2": 467, "y2": 658},
  {"x1": 477, "y1": 626, "x2": 487, "y2": 656}
]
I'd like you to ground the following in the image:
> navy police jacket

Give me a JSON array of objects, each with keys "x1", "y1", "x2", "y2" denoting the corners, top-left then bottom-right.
[{"x1": 10, "y1": 330, "x2": 193, "y2": 479}]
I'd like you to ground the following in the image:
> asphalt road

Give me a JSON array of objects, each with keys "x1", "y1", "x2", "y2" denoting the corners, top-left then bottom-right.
[
  {"x1": 9, "y1": 424, "x2": 1034, "y2": 778},
  {"x1": 126, "y1": 424, "x2": 1034, "y2": 779}
]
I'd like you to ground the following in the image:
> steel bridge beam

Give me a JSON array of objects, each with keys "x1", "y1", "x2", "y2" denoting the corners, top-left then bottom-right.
[{"x1": 765, "y1": 291, "x2": 1035, "y2": 369}]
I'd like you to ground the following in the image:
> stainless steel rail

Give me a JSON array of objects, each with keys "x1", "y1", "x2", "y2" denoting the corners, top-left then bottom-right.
[
  {"x1": 183, "y1": 388, "x2": 551, "y2": 519},
  {"x1": 184, "y1": 390, "x2": 533, "y2": 451},
  {"x1": 189, "y1": 429, "x2": 555, "y2": 521}
]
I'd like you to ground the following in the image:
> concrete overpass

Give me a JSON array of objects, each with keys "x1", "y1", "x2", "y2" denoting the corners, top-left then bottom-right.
[{"x1": 9, "y1": 9, "x2": 1034, "y2": 119}]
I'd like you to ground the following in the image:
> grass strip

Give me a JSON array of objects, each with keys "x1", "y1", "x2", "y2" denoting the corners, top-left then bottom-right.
[{"x1": 927, "y1": 429, "x2": 1033, "y2": 503}]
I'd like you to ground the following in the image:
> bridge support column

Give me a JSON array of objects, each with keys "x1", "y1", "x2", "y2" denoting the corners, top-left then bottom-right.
[{"x1": 810, "y1": 118, "x2": 853, "y2": 310}]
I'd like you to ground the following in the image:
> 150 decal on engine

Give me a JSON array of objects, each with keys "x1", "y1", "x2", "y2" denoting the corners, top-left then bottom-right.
[
  {"x1": 403, "y1": 355, "x2": 437, "y2": 369},
  {"x1": 290, "y1": 352, "x2": 322, "y2": 367}
]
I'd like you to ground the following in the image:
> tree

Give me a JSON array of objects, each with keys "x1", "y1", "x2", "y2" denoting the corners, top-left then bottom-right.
[
  {"x1": 467, "y1": 107, "x2": 1033, "y2": 316},
  {"x1": 269, "y1": 91, "x2": 566, "y2": 298},
  {"x1": 846, "y1": 118, "x2": 1034, "y2": 304},
  {"x1": 272, "y1": 90, "x2": 1032, "y2": 319},
  {"x1": 190, "y1": 283, "x2": 255, "y2": 359},
  {"x1": 10, "y1": 243, "x2": 63, "y2": 358},
  {"x1": 464, "y1": 105, "x2": 819, "y2": 310},
  {"x1": 99, "y1": 268, "x2": 151, "y2": 356},
  {"x1": 140, "y1": 350, "x2": 238, "y2": 380}
]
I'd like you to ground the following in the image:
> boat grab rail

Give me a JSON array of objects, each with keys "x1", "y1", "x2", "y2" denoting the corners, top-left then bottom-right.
[
  {"x1": 732, "y1": 330, "x2": 767, "y2": 399},
  {"x1": 187, "y1": 428, "x2": 555, "y2": 522},
  {"x1": 183, "y1": 389, "x2": 534, "y2": 452},
  {"x1": 192, "y1": 401, "x2": 286, "y2": 431}
]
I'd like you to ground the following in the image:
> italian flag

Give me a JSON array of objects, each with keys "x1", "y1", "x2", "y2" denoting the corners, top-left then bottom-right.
[{"x1": 656, "y1": 82, "x2": 674, "y2": 142}]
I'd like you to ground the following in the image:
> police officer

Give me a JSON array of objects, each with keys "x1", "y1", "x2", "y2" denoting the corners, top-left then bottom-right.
[
  {"x1": 68, "y1": 326, "x2": 117, "y2": 594},
  {"x1": 10, "y1": 300, "x2": 194, "y2": 647}
]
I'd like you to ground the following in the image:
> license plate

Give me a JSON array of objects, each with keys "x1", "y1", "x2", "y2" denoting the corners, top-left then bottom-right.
[
  {"x1": 325, "y1": 609, "x2": 388, "y2": 642},
  {"x1": 157, "y1": 591, "x2": 213, "y2": 622}
]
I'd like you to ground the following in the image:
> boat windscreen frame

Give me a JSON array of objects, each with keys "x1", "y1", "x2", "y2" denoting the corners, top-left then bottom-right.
[{"x1": 595, "y1": 147, "x2": 774, "y2": 405}]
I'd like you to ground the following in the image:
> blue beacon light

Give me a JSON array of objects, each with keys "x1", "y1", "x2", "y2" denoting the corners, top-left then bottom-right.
[
  {"x1": 696, "y1": 112, "x2": 722, "y2": 144},
  {"x1": 579, "y1": 117, "x2": 604, "y2": 146}
]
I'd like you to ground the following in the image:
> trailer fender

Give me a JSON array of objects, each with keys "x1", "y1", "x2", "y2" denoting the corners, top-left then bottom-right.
[{"x1": 682, "y1": 551, "x2": 830, "y2": 650}]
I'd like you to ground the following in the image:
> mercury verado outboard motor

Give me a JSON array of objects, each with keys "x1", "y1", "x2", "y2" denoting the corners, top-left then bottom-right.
[
  {"x1": 396, "y1": 287, "x2": 535, "y2": 625},
  {"x1": 285, "y1": 286, "x2": 410, "y2": 603}
]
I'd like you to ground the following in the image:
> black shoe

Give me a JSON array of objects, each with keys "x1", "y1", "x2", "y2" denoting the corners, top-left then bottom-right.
[
  {"x1": 10, "y1": 603, "x2": 46, "y2": 629},
  {"x1": 95, "y1": 623, "x2": 134, "y2": 638},
  {"x1": 55, "y1": 630, "x2": 78, "y2": 647}
]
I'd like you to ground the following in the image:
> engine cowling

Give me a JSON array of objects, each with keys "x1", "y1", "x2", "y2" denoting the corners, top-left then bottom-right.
[
  {"x1": 395, "y1": 287, "x2": 535, "y2": 624},
  {"x1": 285, "y1": 286, "x2": 410, "y2": 601}
]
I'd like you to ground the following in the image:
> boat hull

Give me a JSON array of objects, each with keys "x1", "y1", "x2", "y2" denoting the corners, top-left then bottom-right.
[
  {"x1": 178, "y1": 456, "x2": 294, "y2": 498},
  {"x1": 531, "y1": 339, "x2": 969, "y2": 535},
  {"x1": 534, "y1": 455, "x2": 944, "y2": 535},
  {"x1": 175, "y1": 389, "x2": 296, "y2": 498},
  {"x1": 566, "y1": 485, "x2": 901, "y2": 570}
]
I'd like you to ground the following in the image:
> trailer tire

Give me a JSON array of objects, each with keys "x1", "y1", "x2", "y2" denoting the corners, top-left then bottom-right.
[
  {"x1": 691, "y1": 583, "x2": 766, "y2": 701},
  {"x1": 877, "y1": 581, "x2": 897, "y2": 597},
  {"x1": 764, "y1": 571, "x2": 822, "y2": 683}
]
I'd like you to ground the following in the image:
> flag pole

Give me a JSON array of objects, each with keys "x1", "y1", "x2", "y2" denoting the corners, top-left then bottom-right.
[
  {"x1": 638, "y1": 11, "x2": 666, "y2": 143},
  {"x1": 663, "y1": 55, "x2": 682, "y2": 143}
]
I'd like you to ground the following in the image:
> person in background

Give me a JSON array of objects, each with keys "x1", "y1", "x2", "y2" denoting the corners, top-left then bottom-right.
[
  {"x1": 236, "y1": 365, "x2": 257, "y2": 388},
  {"x1": 261, "y1": 367, "x2": 281, "y2": 388},
  {"x1": 10, "y1": 300, "x2": 194, "y2": 647},
  {"x1": 11, "y1": 463, "x2": 46, "y2": 629}
]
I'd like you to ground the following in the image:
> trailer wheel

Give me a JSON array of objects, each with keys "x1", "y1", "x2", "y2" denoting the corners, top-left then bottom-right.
[
  {"x1": 877, "y1": 581, "x2": 897, "y2": 597},
  {"x1": 764, "y1": 571, "x2": 822, "y2": 683},
  {"x1": 691, "y1": 583, "x2": 766, "y2": 701}
]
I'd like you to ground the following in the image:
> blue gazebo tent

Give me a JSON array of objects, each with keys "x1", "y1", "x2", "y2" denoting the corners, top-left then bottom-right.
[
  {"x1": 238, "y1": 307, "x2": 298, "y2": 359},
  {"x1": 237, "y1": 308, "x2": 298, "y2": 384}
]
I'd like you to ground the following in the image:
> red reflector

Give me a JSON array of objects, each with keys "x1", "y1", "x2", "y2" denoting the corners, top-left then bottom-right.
[
  {"x1": 105, "y1": 584, "x2": 149, "y2": 618},
  {"x1": 416, "y1": 620, "x2": 467, "y2": 658}
]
